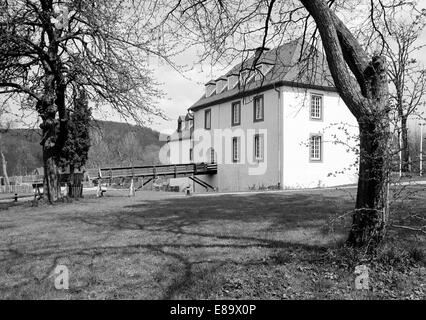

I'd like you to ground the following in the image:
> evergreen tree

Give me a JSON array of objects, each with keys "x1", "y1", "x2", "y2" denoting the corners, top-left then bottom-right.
[{"x1": 57, "y1": 89, "x2": 91, "y2": 173}]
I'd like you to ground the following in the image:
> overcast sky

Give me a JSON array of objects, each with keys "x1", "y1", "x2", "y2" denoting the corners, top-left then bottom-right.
[
  {"x1": 89, "y1": 52, "x2": 228, "y2": 135},
  {"x1": 4, "y1": 9, "x2": 426, "y2": 136},
  {"x1": 6, "y1": 40, "x2": 426, "y2": 135},
  {"x1": 139, "y1": 44, "x2": 426, "y2": 136}
]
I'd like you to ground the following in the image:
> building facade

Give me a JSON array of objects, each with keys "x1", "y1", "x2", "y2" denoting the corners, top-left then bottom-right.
[
  {"x1": 170, "y1": 41, "x2": 359, "y2": 192},
  {"x1": 167, "y1": 114, "x2": 195, "y2": 191}
]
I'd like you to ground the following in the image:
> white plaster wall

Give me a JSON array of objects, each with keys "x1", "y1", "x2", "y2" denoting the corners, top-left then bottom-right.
[
  {"x1": 192, "y1": 89, "x2": 282, "y2": 192},
  {"x1": 167, "y1": 139, "x2": 193, "y2": 191},
  {"x1": 282, "y1": 87, "x2": 359, "y2": 188}
]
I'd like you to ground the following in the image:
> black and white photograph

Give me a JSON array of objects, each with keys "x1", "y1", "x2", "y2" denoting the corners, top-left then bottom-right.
[{"x1": 0, "y1": 0, "x2": 425, "y2": 306}]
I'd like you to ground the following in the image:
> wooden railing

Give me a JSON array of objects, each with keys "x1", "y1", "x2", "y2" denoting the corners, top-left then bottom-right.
[
  {"x1": 86, "y1": 162, "x2": 218, "y2": 180},
  {"x1": 0, "y1": 163, "x2": 217, "y2": 194}
]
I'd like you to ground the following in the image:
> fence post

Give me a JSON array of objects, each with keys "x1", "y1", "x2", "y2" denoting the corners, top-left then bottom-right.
[{"x1": 129, "y1": 178, "x2": 135, "y2": 197}]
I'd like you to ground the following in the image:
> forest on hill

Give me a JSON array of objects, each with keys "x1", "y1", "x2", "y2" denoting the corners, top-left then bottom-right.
[{"x1": 0, "y1": 121, "x2": 165, "y2": 176}]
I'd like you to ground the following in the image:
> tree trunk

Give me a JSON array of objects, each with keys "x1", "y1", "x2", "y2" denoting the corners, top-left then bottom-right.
[
  {"x1": 400, "y1": 115, "x2": 410, "y2": 172},
  {"x1": 0, "y1": 149, "x2": 10, "y2": 187},
  {"x1": 43, "y1": 148, "x2": 59, "y2": 203},
  {"x1": 347, "y1": 115, "x2": 390, "y2": 250},
  {"x1": 39, "y1": 73, "x2": 67, "y2": 203}
]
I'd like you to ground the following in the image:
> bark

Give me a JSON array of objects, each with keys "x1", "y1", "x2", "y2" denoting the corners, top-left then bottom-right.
[
  {"x1": 43, "y1": 152, "x2": 59, "y2": 202},
  {"x1": 347, "y1": 117, "x2": 390, "y2": 249},
  {"x1": 400, "y1": 115, "x2": 410, "y2": 172},
  {"x1": 0, "y1": 149, "x2": 10, "y2": 187},
  {"x1": 36, "y1": 0, "x2": 68, "y2": 203},
  {"x1": 40, "y1": 95, "x2": 60, "y2": 203},
  {"x1": 39, "y1": 74, "x2": 66, "y2": 203},
  {"x1": 347, "y1": 58, "x2": 390, "y2": 250},
  {"x1": 300, "y1": 0, "x2": 390, "y2": 250}
]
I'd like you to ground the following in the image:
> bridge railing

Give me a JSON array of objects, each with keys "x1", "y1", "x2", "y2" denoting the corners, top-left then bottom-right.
[{"x1": 87, "y1": 162, "x2": 217, "y2": 179}]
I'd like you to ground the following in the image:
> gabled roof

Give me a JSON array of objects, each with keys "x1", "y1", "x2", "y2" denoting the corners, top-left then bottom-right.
[
  {"x1": 189, "y1": 39, "x2": 336, "y2": 111},
  {"x1": 168, "y1": 114, "x2": 194, "y2": 142}
]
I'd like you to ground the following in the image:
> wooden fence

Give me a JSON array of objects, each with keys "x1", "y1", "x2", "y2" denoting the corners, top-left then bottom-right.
[
  {"x1": 0, "y1": 174, "x2": 43, "y2": 194},
  {"x1": 0, "y1": 184, "x2": 34, "y2": 194}
]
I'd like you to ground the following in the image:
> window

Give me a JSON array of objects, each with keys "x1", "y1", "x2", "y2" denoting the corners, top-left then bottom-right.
[
  {"x1": 189, "y1": 148, "x2": 193, "y2": 162},
  {"x1": 253, "y1": 95, "x2": 264, "y2": 122},
  {"x1": 254, "y1": 134, "x2": 264, "y2": 161},
  {"x1": 204, "y1": 109, "x2": 211, "y2": 129},
  {"x1": 310, "y1": 94, "x2": 323, "y2": 120},
  {"x1": 231, "y1": 101, "x2": 241, "y2": 126},
  {"x1": 310, "y1": 135, "x2": 322, "y2": 161},
  {"x1": 232, "y1": 137, "x2": 240, "y2": 163}
]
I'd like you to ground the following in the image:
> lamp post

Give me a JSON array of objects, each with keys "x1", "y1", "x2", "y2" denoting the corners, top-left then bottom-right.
[
  {"x1": 420, "y1": 123, "x2": 425, "y2": 176},
  {"x1": 398, "y1": 128, "x2": 402, "y2": 178}
]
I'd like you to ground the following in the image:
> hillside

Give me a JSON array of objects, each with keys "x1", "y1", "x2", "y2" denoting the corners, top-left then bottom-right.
[{"x1": 0, "y1": 121, "x2": 165, "y2": 176}]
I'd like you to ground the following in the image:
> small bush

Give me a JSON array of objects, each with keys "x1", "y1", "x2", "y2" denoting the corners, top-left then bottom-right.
[
  {"x1": 408, "y1": 247, "x2": 425, "y2": 266},
  {"x1": 375, "y1": 244, "x2": 426, "y2": 269},
  {"x1": 378, "y1": 246, "x2": 408, "y2": 266},
  {"x1": 271, "y1": 252, "x2": 293, "y2": 265}
]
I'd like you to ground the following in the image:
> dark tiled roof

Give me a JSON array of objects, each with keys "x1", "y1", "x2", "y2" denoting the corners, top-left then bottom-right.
[{"x1": 189, "y1": 40, "x2": 335, "y2": 111}]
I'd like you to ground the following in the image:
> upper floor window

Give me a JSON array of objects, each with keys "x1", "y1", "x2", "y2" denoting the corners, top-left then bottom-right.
[
  {"x1": 253, "y1": 95, "x2": 264, "y2": 122},
  {"x1": 232, "y1": 137, "x2": 240, "y2": 163},
  {"x1": 254, "y1": 134, "x2": 264, "y2": 161},
  {"x1": 310, "y1": 94, "x2": 323, "y2": 120},
  {"x1": 310, "y1": 135, "x2": 322, "y2": 161},
  {"x1": 204, "y1": 109, "x2": 211, "y2": 130},
  {"x1": 231, "y1": 101, "x2": 241, "y2": 126}
]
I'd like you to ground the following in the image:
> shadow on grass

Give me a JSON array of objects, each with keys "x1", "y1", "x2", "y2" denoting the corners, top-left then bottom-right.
[
  {"x1": 2, "y1": 191, "x2": 423, "y2": 299},
  {"x1": 46, "y1": 193, "x2": 353, "y2": 298}
]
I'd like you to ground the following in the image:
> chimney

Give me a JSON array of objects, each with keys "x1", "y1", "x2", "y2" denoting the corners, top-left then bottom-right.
[
  {"x1": 177, "y1": 117, "x2": 183, "y2": 132},
  {"x1": 205, "y1": 80, "x2": 216, "y2": 97},
  {"x1": 254, "y1": 47, "x2": 270, "y2": 63}
]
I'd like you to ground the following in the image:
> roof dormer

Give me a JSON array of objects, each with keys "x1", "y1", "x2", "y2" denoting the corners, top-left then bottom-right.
[
  {"x1": 215, "y1": 77, "x2": 227, "y2": 94},
  {"x1": 205, "y1": 80, "x2": 216, "y2": 97},
  {"x1": 255, "y1": 59, "x2": 275, "y2": 81},
  {"x1": 227, "y1": 72, "x2": 239, "y2": 90},
  {"x1": 239, "y1": 68, "x2": 258, "y2": 87}
]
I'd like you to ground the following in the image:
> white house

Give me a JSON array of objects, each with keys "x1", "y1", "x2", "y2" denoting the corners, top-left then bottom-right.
[
  {"x1": 166, "y1": 113, "x2": 195, "y2": 191},
  {"x1": 170, "y1": 40, "x2": 359, "y2": 192}
]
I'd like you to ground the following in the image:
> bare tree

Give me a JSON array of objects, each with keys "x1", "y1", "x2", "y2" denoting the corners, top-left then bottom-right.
[
  {"x1": 0, "y1": 108, "x2": 12, "y2": 188},
  {"x1": 0, "y1": 137, "x2": 10, "y2": 188},
  {"x1": 0, "y1": 0, "x2": 167, "y2": 202},
  {"x1": 154, "y1": 0, "x2": 405, "y2": 250},
  {"x1": 358, "y1": 1, "x2": 426, "y2": 173}
]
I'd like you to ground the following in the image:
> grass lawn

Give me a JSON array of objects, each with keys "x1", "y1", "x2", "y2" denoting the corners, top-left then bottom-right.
[{"x1": 0, "y1": 188, "x2": 425, "y2": 300}]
